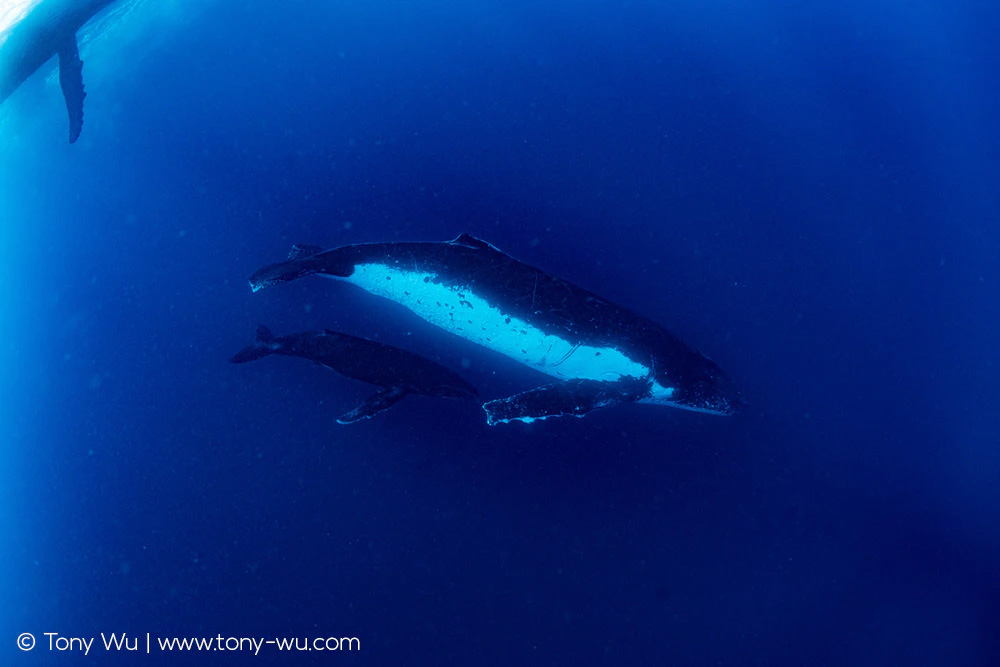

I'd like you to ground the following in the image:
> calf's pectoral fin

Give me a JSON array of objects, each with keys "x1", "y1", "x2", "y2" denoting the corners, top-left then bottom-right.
[
  {"x1": 57, "y1": 33, "x2": 85, "y2": 143},
  {"x1": 337, "y1": 386, "x2": 408, "y2": 424},
  {"x1": 482, "y1": 376, "x2": 652, "y2": 426}
]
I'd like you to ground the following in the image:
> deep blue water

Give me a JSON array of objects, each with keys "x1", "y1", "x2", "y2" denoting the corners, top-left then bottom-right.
[{"x1": 2, "y1": 0, "x2": 999, "y2": 664}]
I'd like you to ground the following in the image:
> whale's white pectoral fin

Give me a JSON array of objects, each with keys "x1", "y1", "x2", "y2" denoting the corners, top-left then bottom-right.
[
  {"x1": 337, "y1": 386, "x2": 408, "y2": 424},
  {"x1": 57, "y1": 33, "x2": 85, "y2": 143},
  {"x1": 482, "y1": 376, "x2": 652, "y2": 426}
]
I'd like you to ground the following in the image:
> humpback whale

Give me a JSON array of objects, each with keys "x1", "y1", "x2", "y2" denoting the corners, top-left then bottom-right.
[
  {"x1": 248, "y1": 235, "x2": 740, "y2": 424},
  {"x1": 0, "y1": 0, "x2": 120, "y2": 143},
  {"x1": 230, "y1": 326, "x2": 478, "y2": 424}
]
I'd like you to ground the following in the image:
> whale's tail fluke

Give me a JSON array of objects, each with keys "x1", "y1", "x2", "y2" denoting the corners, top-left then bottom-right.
[{"x1": 229, "y1": 326, "x2": 279, "y2": 363}]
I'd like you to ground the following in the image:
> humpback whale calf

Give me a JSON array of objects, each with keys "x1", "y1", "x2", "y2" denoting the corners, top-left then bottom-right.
[
  {"x1": 230, "y1": 326, "x2": 478, "y2": 424},
  {"x1": 0, "y1": 0, "x2": 120, "y2": 142},
  {"x1": 248, "y1": 234, "x2": 740, "y2": 424}
]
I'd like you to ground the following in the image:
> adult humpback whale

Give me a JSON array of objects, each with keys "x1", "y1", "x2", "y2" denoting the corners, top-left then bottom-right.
[
  {"x1": 248, "y1": 234, "x2": 740, "y2": 424},
  {"x1": 230, "y1": 326, "x2": 478, "y2": 424},
  {"x1": 0, "y1": 0, "x2": 120, "y2": 142}
]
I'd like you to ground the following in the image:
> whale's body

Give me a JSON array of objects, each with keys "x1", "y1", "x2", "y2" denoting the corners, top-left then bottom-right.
[
  {"x1": 250, "y1": 234, "x2": 739, "y2": 424},
  {"x1": 230, "y1": 326, "x2": 477, "y2": 424},
  {"x1": 0, "y1": 0, "x2": 119, "y2": 142}
]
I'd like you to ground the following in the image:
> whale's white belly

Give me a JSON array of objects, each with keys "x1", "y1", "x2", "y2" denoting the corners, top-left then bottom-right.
[{"x1": 333, "y1": 264, "x2": 676, "y2": 402}]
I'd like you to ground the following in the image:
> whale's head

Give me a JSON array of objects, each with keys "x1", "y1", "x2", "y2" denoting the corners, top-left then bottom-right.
[
  {"x1": 249, "y1": 245, "x2": 358, "y2": 292},
  {"x1": 674, "y1": 359, "x2": 742, "y2": 416}
]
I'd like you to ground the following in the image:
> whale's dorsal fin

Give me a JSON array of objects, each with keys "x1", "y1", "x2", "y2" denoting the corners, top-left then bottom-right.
[
  {"x1": 57, "y1": 33, "x2": 85, "y2": 144},
  {"x1": 288, "y1": 244, "x2": 325, "y2": 260},
  {"x1": 448, "y1": 233, "x2": 502, "y2": 252},
  {"x1": 337, "y1": 386, "x2": 408, "y2": 424},
  {"x1": 482, "y1": 376, "x2": 652, "y2": 426}
]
